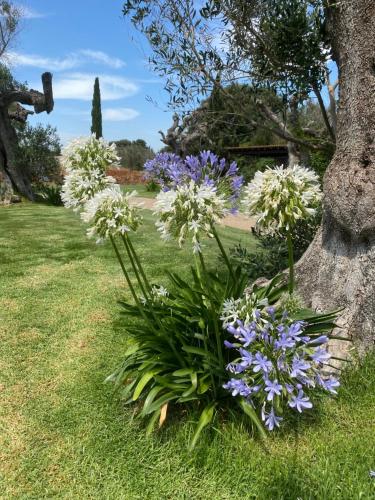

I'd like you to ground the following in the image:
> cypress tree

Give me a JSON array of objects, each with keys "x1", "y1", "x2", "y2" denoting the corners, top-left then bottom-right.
[{"x1": 91, "y1": 77, "x2": 102, "y2": 138}]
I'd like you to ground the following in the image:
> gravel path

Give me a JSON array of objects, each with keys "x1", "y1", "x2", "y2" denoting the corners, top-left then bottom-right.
[{"x1": 130, "y1": 196, "x2": 255, "y2": 231}]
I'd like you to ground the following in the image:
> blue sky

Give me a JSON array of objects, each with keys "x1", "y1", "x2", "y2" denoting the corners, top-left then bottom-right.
[{"x1": 8, "y1": 1, "x2": 174, "y2": 150}]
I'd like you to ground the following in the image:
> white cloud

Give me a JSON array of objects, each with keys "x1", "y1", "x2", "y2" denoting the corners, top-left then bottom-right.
[
  {"x1": 8, "y1": 49, "x2": 126, "y2": 71},
  {"x1": 102, "y1": 108, "x2": 140, "y2": 121},
  {"x1": 9, "y1": 52, "x2": 78, "y2": 71},
  {"x1": 53, "y1": 73, "x2": 139, "y2": 101},
  {"x1": 79, "y1": 50, "x2": 125, "y2": 69}
]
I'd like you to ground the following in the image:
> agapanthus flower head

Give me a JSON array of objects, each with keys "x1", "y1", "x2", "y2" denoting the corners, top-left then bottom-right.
[
  {"x1": 222, "y1": 296, "x2": 339, "y2": 431},
  {"x1": 144, "y1": 150, "x2": 243, "y2": 208},
  {"x1": 81, "y1": 186, "x2": 142, "y2": 242},
  {"x1": 154, "y1": 179, "x2": 227, "y2": 253},
  {"x1": 144, "y1": 152, "x2": 185, "y2": 189},
  {"x1": 61, "y1": 169, "x2": 117, "y2": 210},
  {"x1": 220, "y1": 292, "x2": 268, "y2": 327},
  {"x1": 183, "y1": 151, "x2": 243, "y2": 204},
  {"x1": 242, "y1": 164, "x2": 322, "y2": 233},
  {"x1": 62, "y1": 134, "x2": 120, "y2": 174}
]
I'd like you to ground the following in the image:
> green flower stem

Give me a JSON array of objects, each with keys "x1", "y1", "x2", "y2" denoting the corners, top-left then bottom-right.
[
  {"x1": 112, "y1": 236, "x2": 185, "y2": 366},
  {"x1": 286, "y1": 229, "x2": 294, "y2": 295},
  {"x1": 211, "y1": 225, "x2": 235, "y2": 280},
  {"x1": 198, "y1": 250, "x2": 224, "y2": 376},
  {"x1": 204, "y1": 324, "x2": 217, "y2": 399},
  {"x1": 121, "y1": 234, "x2": 167, "y2": 333},
  {"x1": 109, "y1": 235, "x2": 148, "y2": 323},
  {"x1": 120, "y1": 235, "x2": 149, "y2": 301},
  {"x1": 124, "y1": 234, "x2": 153, "y2": 295}
]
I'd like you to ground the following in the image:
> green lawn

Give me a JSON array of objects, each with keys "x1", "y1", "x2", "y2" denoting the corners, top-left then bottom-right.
[
  {"x1": 0, "y1": 203, "x2": 374, "y2": 499},
  {"x1": 122, "y1": 183, "x2": 159, "y2": 198}
]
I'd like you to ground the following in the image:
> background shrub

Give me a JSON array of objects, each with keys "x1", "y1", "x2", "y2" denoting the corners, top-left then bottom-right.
[
  {"x1": 227, "y1": 209, "x2": 321, "y2": 281},
  {"x1": 34, "y1": 183, "x2": 63, "y2": 206},
  {"x1": 15, "y1": 123, "x2": 61, "y2": 184},
  {"x1": 113, "y1": 139, "x2": 154, "y2": 170}
]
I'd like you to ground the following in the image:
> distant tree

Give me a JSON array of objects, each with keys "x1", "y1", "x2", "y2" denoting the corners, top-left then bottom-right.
[
  {"x1": 114, "y1": 139, "x2": 154, "y2": 170},
  {"x1": 15, "y1": 123, "x2": 61, "y2": 184},
  {"x1": 159, "y1": 84, "x2": 282, "y2": 156},
  {"x1": 91, "y1": 77, "x2": 102, "y2": 139}
]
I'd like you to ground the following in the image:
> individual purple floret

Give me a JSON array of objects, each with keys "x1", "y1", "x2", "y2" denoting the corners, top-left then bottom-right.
[
  {"x1": 266, "y1": 306, "x2": 276, "y2": 320},
  {"x1": 311, "y1": 347, "x2": 331, "y2": 364},
  {"x1": 291, "y1": 356, "x2": 311, "y2": 378},
  {"x1": 287, "y1": 321, "x2": 305, "y2": 339},
  {"x1": 238, "y1": 325, "x2": 257, "y2": 347},
  {"x1": 226, "y1": 362, "x2": 246, "y2": 374},
  {"x1": 288, "y1": 389, "x2": 313, "y2": 413},
  {"x1": 308, "y1": 335, "x2": 329, "y2": 345},
  {"x1": 262, "y1": 407, "x2": 283, "y2": 431},
  {"x1": 319, "y1": 376, "x2": 340, "y2": 394},
  {"x1": 239, "y1": 348, "x2": 253, "y2": 368},
  {"x1": 253, "y1": 352, "x2": 273, "y2": 374},
  {"x1": 264, "y1": 379, "x2": 283, "y2": 401},
  {"x1": 223, "y1": 378, "x2": 251, "y2": 397},
  {"x1": 275, "y1": 333, "x2": 296, "y2": 350}
]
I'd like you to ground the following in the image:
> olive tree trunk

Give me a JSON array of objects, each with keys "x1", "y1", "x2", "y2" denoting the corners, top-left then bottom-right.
[
  {"x1": 296, "y1": 0, "x2": 375, "y2": 356},
  {"x1": 0, "y1": 72, "x2": 54, "y2": 202}
]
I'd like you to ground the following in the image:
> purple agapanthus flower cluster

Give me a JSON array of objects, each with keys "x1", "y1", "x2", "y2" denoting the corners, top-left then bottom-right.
[
  {"x1": 223, "y1": 307, "x2": 340, "y2": 431},
  {"x1": 144, "y1": 152, "x2": 185, "y2": 189},
  {"x1": 144, "y1": 150, "x2": 243, "y2": 207}
]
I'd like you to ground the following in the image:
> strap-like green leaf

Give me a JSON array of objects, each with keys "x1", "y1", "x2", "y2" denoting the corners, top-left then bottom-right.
[
  {"x1": 145, "y1": 408, "x2": 161, "y2": 436},
  {"x1": 145, "y1": 392, "x2": 178, "y2": 415},
  {"x1": 188, "y1": 402, "x2": 217, "y2": 451},
  {"x1": 238, "y1": 398, "x2": 267, "y2": 440},
  {"x1": 133, "y1": 370, "x2": 160, "y2": 401},
  {"x1": 141, "y1": 385, "x2": 164, "y2": 416},
  {"x1": 172, "y1": 368, "x2": 196, "y2": 377}
]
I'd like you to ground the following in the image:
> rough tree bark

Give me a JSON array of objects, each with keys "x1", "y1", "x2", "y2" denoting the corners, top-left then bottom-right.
[
  {"x1": 296, "y1": 0, "x2": 375, "y2": 356},
  {"x1": 0, "y1": 72, "x2": 54, "y2": 202}
]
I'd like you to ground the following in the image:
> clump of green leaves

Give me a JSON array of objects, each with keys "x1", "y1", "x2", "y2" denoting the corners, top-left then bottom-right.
[
  {"x1": 108, "y1": 269, "x2": 287, "y2": 448},
  {"x1": 34, "y1": 184, "x2": 63, "y2": 206}
]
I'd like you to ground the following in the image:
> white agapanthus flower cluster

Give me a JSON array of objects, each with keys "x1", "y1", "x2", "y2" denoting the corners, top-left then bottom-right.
[
  {"x1": 221, "y1": 292, "x2": 269, "y2": 327},
  {"x1": 61, "y1": 135, "x2": 120, "y2": 211},
  {"x1": 81, "y1": 186, "x2": 142, "y2": 243},
  {"x1": 61, "y1": 169, "x2": 117, "y2": 210},
  {"x1": 154, "y1": 180, "x2": 227, "y2": 253},
  {"x1": 242, "y1": 165, "x2": 322, "y2": 233},
  {"x1": 61, "y1": 135, "x2": 120, "y2": 173}
]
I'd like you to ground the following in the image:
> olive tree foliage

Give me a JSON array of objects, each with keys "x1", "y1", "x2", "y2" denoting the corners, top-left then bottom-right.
[
  {"x1": 160, "y1": 83, "x2": 286, "y2": 156},
  {"x1": 123, "y1": 0, "x2": 337, "y2": 155},
  {"x1": 0, "y1": 0, "x2": 21, "y2": 59}
]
